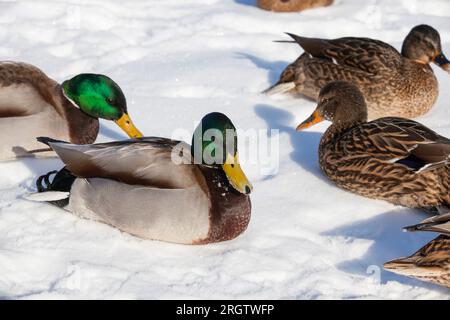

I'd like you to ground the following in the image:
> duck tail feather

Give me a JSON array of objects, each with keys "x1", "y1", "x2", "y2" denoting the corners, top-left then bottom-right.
[
  {"x1": 25, "y1": 168, "x2": 76, "y2": 207},
  {"x1": 24, "y1": 191, "x2": 69, "y2": 202},
  {"x1": 36, "y1": 136, "x2": 69, "y2": 146},
  {"x1": 262, "y1": 81, "x2": 296, "y2": 95}
]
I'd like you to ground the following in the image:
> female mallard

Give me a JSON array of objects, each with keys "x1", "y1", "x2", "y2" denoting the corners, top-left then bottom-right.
[
  {"x1": 26, "y1": 112, "x2": 253, "y2": 244},
  {"x1": 257, "y1": 0, "x2": 333, "y2": 12},
  {"x1": 0, "y1": 62, "x2": 142, "y2": 160},
  {"x1": 296, "y1": 81, "x2": 450, "y2": 210},
  {"x1": 266, "y1": 25, "x2": 450, "y2": 120},
  {"x1": 384, "y1": 213, "x2": 450, "y2": 288}
]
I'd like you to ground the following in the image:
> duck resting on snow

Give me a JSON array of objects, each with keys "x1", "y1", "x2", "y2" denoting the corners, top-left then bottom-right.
[
  {"x1": 0, "y1": 62, "x2": 142, "y2": 160},
  {"x1": 384, "y1": 212, "x2": 450, "y2": 288},
  {"x1": 266, "y1": 25, "x2": 450, "y2": 120},
  {"x1": 296, "y1": 81, "x2": 450, "y2": 211},
  {"x1": 26, "y1": 112, "x2": 253, "y2": 245}
]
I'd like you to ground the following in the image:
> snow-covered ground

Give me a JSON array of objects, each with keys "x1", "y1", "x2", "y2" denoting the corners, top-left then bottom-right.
[{"x1": 1, "y1": 0, "x2": 449, "y2": 299}]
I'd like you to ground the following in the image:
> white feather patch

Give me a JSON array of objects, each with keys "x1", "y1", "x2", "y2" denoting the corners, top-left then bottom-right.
[
  {"x1": 62, "y1": 88, "x2": 80, "y2": 109},
  {"x1": 24, "y1": 191, "x2": 70, "y2": 202}
]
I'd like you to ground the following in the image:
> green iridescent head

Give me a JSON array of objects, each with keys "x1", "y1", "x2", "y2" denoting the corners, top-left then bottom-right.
[
  {"x1": 62, "y1": 74, "x2": 142, "y2": 138},
  {"x1": 191, "y1": 112, "x2": 252, "y2": 194}
]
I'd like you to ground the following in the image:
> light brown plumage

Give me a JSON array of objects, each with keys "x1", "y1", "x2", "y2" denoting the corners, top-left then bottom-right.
[
  {"x1": 0, "y1": 62, "x2": 98, "y2": 160},
  {"x1": 384, "y1": 213, "x2": 450, "y2": 288},
  {"x1": 296, "y1": 81, "x2": 450, "y2": 210},
  {"x1": 256, "y1": 0, "x2": 333, "y2": 12},
  {"x1": 267, "y1": 25, "x2": 450, "y2": 120}
]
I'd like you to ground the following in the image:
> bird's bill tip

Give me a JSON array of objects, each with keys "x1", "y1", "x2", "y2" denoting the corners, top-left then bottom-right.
[
  {"x1": 115, "y1": 113, "x2": 143, "y2": 139},
  {"x1": 296, "y1": 111, "x2": 324, "y2": 131},
  {"x1": 433, "y1": 52, "x2": 450, "y2": 72}
]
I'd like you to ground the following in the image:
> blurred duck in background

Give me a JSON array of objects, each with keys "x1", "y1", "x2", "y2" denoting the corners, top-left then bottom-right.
[{"x1": 257, "y1": 0, "x2": 333, "y2": 12}]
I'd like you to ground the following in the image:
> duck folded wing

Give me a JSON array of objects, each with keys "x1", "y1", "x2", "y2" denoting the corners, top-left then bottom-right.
[
  {"x1": 38, "y1": 137, "x2": 197, "y2": 189},
  {"x1": 285, "y1": 33, "x2": 402, "y2": 74},
  {"x1": 341, "y1": 118, "x2": 450, "y2": 171}
]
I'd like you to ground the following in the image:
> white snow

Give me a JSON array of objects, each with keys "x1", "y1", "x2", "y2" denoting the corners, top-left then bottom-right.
[{"x1": 1, "y1": 0, "x2": 450, "y2": 299}]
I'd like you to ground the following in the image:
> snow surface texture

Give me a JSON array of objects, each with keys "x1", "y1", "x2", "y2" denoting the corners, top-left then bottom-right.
[{"x1": 1, "y1": 0, "x2": 450, "y2": 299}]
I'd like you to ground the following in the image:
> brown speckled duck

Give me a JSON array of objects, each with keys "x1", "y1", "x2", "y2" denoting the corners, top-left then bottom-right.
[
  {"x1": 296, "y1": 81, "x2": 450, "y2": 210},
  {"x1": 26, "y1": 113, "x2": 253, "y2": 245},
  {"x1": 266, "y1": 25, "x2": 450, "y2": 120},
  {"x1": 384, "y1": 212, "x2": 450, "y2": 288},
  {"x1": 257, "y1": 0, "x2": 333, "y2": 12},
  {"x1": 0, "y1": 62, "x2": 142, "y2": 160}
]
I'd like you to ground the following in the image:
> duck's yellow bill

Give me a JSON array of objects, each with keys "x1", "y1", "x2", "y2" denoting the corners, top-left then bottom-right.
[
  {"x1": 296, "y1": 110, "x2": 324, "y2": 131},
  {"x1": 222, "y1": 153, "x2": 253, "y2": 195},
  {"x1": 115, "y1": 113, "x2": 143, "y2": 138}
]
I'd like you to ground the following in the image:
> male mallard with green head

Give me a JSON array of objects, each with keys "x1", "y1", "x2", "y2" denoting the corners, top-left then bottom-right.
[
  {"x1": 296, "y1": 81, "x2": 450, "y2": 210},
  {"x1": 384, "y1": 213, "x2": 450, "y2": 288},
  {"x1": 26, "y1": 112, "x2": 253, "y2": 244},
  {"x1": 266, "y1": 25, "x2": 450, "y2": 120},
  {"x1": 0, "y1": 62, "x2": 142, "y2": 160}
]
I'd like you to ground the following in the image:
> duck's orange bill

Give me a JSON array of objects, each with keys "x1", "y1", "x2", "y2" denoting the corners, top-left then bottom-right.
[
  {"x1": 115, "y1": 113, "x2": 143, "y2": 138},
  {"x1": 296, "y1": 111, "x2": 324, "y2": 131},
  {"x1": 433, "y1": 52, "x2": 450, "y2": 72}
]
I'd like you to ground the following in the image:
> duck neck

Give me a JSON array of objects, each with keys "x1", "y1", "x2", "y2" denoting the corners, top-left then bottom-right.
[
  {"x1": 57, "y1": 84, "x2": 99, "y2": 144},
  {"x1": 322, "y1": 120, "x2": 364, "y2": 146}
]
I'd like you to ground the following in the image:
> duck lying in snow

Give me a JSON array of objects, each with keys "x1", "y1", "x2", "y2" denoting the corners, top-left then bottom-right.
[
  {"x1": 385, "y1": 212, "x2": 450, "y2": 288},
  {"x1": 0, "y1": 62, "x2": 142, "y2": 160},
  {"x1": 26, "y1": 112, "x2": 253, "y2": 245},
  {"x1": 296, "y1": 81, "x2": 450, "y2": 211},
  {"x1": 266, "y1": 25, "x2": 450, "y2": 120}
]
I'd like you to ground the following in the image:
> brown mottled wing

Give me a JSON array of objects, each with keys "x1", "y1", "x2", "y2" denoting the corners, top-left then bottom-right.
[
  {"x1": 42, "y1": 137, "x2": 197, "y2": 189},
  {"x1": 286, "y1": 33, "x2": 402, "y2": 75},
  {"x1": 340, "y1": 117, "x2": 450, "y2": 171}
]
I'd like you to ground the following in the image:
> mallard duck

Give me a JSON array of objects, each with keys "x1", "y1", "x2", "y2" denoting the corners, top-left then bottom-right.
[
  {"x1": 384, "y1": 213, "x2": 450, "y2": 288},
  {"x1": 296, "y1": 81, "x2": 450, "y2": 210},
  {"x1": 0, "y1": 62, "x2": 143, "y2": 160},
  {"x1": 26, "y1": 112, "x2": 253, "y2": 244},
  {"x1": 266, "y1": 25, "x2": 450, "y2": 120},
  {"x1": 256, "y1": 0, "x2": 333, "y2": 12}
]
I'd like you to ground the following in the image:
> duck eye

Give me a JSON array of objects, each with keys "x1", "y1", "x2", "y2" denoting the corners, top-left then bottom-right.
[{"x1": 105, "y1": 97, "x2": 114, "y2": 105}]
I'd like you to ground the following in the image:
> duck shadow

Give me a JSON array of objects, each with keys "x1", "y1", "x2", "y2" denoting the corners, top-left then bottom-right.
[
  {"x1": 235, "y1": 52, "x2": 288, "y2": 89},
  {"x1": 254, "y1": 104, "x2": 328, "y2": 182},
  {"x1": 322, "y1": 208, "x2": 448, "y2": 292}
]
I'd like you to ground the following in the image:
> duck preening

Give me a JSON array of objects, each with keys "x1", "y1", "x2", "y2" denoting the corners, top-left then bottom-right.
[
  {"x1": 296, "y1": 81, "x2": 450, "y2": 210},
  {"x1": 266, "y1": 25, "x2": 450, "y2": 120},
  {"x1": 26, "y1": 112, "x2": 253, "y2": 244},
  {"x1": 0, "y1": 62, "x2": 142, "y2": 160}
]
